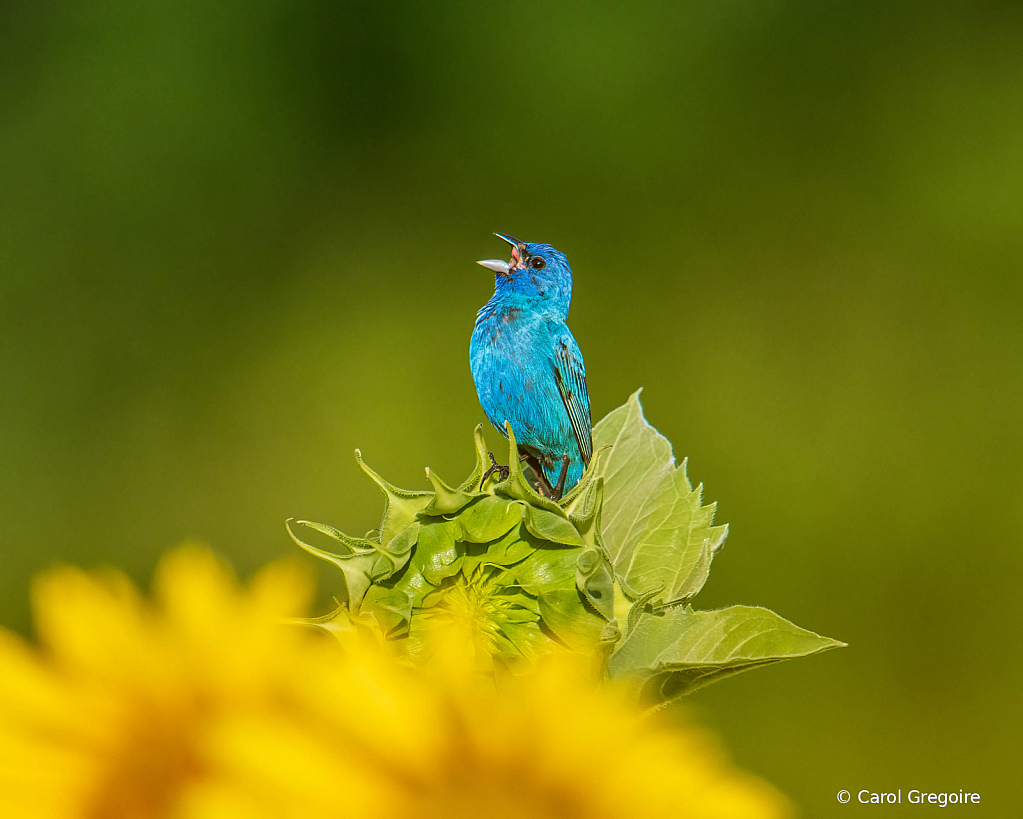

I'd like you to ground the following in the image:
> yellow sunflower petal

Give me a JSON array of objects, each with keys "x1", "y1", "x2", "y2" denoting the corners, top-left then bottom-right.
[{"x1": 0, "y1": 545, "x2": 792, "y2": 819}]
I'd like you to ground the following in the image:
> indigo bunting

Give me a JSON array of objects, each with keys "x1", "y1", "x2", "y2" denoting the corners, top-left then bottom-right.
[{"x1": 470, "y1": 233, "x2": 592, "y2": 499}]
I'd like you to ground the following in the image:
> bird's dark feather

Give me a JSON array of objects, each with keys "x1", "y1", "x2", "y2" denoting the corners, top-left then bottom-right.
[{"x1": 553, "y1": 340, "x2": 593, "y2": 465}]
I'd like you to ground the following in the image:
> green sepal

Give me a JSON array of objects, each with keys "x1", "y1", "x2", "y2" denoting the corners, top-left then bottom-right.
[
  {"x1": 457, "y1": 495, "x2": 523, "y2": 543},
  {"x1": 522, "y1": 504, "x2": 584, "y2": 546},
  {"x1": 576, "y1": 547, "x2": 615, "y2": 620},
  {"x1": 491, "y1": 424, "x2": 567, "y2": 517},
  {"x1": 285, "y1": 519, "x2": 381, "y2": 608},
  {"x1": 559, "y1": 444, "x2": 611, "y2": 511},
  {"x1": 382, "y1": 521, "x2": 419, "y2": 559},
  {"x1": 458, "y1": 424, "x2": 492, "y2": 493},
  {"x1": 565, "y1": 474, "x2": 607, "y2": 551},
  {"x1": 292, "y1": 604, "x2": 388, "y2": 645},
  {"x1": 287, "y1": 518, "x2": 377, "y2": 555},
  {"x1": 356, "y1": 449, "x2": 433, "y2": 544},
  {"x1": 461, "y1": 527, "x2": 535, "y2": 575},
  {"x1": 424, "y1": 467, "x2": 479, "y2": 516},
  {"x1": 360, "y1": 585, "x2": 414, "y2": 637},
  {"x1": 399, "y1": 519, "x2": 462, "y2": 605},
  {"x1": 290, "y1": 517, "x2": 416, "y2": 574},
  {"x1": 539, "y1": 588, "x2": 609, "y2": 651},
  {"x1": 510, "y1": 538, "x2": 581, "y2": 594},
  {"x1": 619, "y1": 581, "x2": 666, "y2": 637}
]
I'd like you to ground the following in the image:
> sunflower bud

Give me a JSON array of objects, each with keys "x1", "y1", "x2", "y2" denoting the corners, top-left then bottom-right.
[
  {"x1": 288, "y1": 425, "x2": 618, "y2": 671},
  {"x1": 289, "y1": 393, "x2": 843, "y2": 701}
]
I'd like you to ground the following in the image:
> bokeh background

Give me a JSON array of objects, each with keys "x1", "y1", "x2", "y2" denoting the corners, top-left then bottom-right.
[{"x1": 2, "y1": 1, "x2": 1020, "y2": 815}]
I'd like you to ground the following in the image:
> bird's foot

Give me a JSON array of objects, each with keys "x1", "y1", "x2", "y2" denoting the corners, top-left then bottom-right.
[
  {"x1": 481, "y1": 452, "x2": 510, "y2": 486},
  {"x1": 551, "y1": 455, "x2": 571, "y2": 501},
  {"x1": 520, "y1": 450, "x2": 555, "y2": 498}
]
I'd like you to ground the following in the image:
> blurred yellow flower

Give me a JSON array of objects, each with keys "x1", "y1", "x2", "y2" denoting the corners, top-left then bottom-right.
[{"x1": 0, "y1": 545, "x2": 792, "y2": 819}]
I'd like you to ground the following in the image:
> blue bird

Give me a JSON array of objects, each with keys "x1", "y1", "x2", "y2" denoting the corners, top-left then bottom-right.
[{"x1": 470, "y1": 233, "x2": 592, "y2": 499}]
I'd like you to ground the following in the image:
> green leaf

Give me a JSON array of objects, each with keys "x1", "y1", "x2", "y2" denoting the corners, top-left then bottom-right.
[
  {"x1": 608, "y1": 605, "x2": 846, "y2": 702},
  {"x1": 592, "y1": 391, "x2": 727, "y2": 604},
  {"x1": 356, "y1": 450, "x2": 433, "y2": 543}
]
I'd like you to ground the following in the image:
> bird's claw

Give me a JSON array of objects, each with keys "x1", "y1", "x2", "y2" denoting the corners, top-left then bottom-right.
[{"x1": 481, "y1": 452, "x2": 510, "y2": 486}]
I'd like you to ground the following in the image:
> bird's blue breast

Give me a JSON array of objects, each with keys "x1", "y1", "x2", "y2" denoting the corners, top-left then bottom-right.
[{"x1": 470, "y1": 302, "x2": 589, "y2": 489}]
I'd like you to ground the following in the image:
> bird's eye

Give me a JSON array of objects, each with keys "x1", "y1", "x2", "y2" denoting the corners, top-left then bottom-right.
[{"x1": 530, "y1": 256, "x2": 546, "y2": 270}]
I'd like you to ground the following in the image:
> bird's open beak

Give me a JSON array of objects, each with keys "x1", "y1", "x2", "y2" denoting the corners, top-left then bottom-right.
[
  {"x1": 477, "y1": 232, "x2": 525, "y2": 276},
  {"x1": 476, "y1": 258, "x2": 511, "y2": 275}
]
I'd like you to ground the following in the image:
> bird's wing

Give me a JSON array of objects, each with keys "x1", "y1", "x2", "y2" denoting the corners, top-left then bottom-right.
[{"x1": 551, "y1": 328, "x2": 593, "y2": 464}]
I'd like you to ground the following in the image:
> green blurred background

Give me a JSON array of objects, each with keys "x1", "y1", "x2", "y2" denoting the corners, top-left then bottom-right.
[{"x1": 2, "y1": 0, "x2": 1020, "y2": 814}]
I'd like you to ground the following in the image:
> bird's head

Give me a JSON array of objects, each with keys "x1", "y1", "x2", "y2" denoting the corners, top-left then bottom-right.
[{"x1": 477, "y1": 233, "x2": 573, "y2": 317}]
